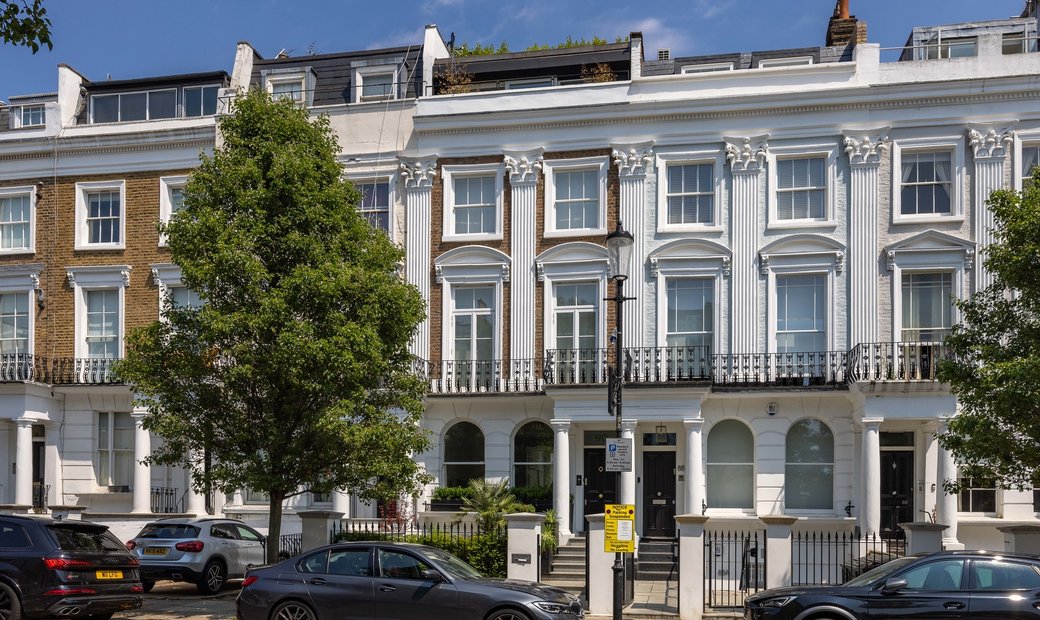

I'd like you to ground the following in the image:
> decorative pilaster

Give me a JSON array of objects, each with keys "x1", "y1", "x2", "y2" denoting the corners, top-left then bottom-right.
[
  {"x1": 185, "y1": 451, "x2": 207, "y2": 516},
  {"x1": 725, "y1": 137, "x2": 768, "y2": 354},
  {"x1": 968, "y1": 128, "x2": 1014, "y2": 292},
  {"x1": 14, "y1": 418, "x2": 33, "y2": 507},
  {"x1": 860, "y1": 418, "x2": 883, "y2": 538},
  {"x1": 934, "y1": 418, "x2": 963, "y2": 550},
  {"x1": 400, "y1": 157, "x2": 438, "y2": 361},
  {"x1": 504, "y1": 150, "x2": 542, "y2": 363},
  {"x1": 684, "y1": 418, "x2": 705, "y2": 514},
  {"x1": 843, "y1": 133, "x2": 888, "y2": 348},
  {"x1": 551, "y1": 419, "x2": 572, "y2": 536},
  {"x1": 612, "y1": 143, "x2": 653, "y2": 348},
  {"x1": 131, "y1": 408, "x2": 151, "y2": 514}
]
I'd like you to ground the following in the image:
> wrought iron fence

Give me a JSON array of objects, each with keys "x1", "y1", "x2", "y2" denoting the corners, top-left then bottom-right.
[
  {"x1": 279, "y1": 533, "x2": 303, "y2": 559},
  {"x1": 544, "y1": 348, "x2": 609, "y2": 385},
  {"x1": 32, "y1": 482, "x2": 49, "y2": 512},
  {"x1": 847, "y1": 342, "x2": 948, "y2": 383},
  {"x1": 793, "y1": 531, "x2": 907, "y2": 586},
  {"x1": 704, "y1": 529, "x2": 766, "y2": 610},
  {"x1": 150, "y1": 487, "x2": 181, "y2": 514},
  {"x1": 712, "y1": 351, "x2": 848, "y2": 387},
  {"x1": 0, "y1": 355, "x2": 122, "y2": 385},
  {"x1": 627, "y1": 346, "x2": 712, "y2": 382},
  {"x1": 425, "y1": 358, "x2": 543, "y2": 393}
]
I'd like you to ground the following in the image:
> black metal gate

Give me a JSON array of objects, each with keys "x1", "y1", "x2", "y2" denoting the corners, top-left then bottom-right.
[{"x1": 704, "y1": 530, "x2": 766, "y2": 610}]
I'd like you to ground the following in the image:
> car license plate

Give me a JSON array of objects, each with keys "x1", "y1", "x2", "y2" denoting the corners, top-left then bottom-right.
[
  {"x1": 143, "y1": 547, "x2": 167, "y2": 556},
  {"x1": 96, "y1": 570, "x2": 123, "y2": 580}
]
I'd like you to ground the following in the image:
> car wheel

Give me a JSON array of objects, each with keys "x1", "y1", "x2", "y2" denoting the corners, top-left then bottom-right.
[
  {"x1": 142, "y1": 581, "x2": 155, "y2": 594},
  {"x1": 196, "y1": 559, "x2": 227, "y2": 595},
  {"x1": 0, "y1": 582, "x2": 21, "y2": 620},
  {"x1": 271, "y1": 600, "x2": 316, "y2": 620},
  {"x1": 487, "y1": 610, "x2": 531, "y2": 620}
]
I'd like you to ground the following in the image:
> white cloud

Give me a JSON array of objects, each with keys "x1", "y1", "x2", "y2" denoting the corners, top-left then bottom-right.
[
  {"x1": 693, "y1": 0, "x2": 736, "y2": 20},
  {"x1": 626, "y1": 17, "x2": 686, "y2": 55},
  {"x1": 367, "y1": 27, "x2": 427, "y2": 50},
  {"x1": 423, "y1": 0, "x2": 464, "y2": 11}
]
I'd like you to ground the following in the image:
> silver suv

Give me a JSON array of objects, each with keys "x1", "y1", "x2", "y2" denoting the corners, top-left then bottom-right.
[{"x1": 126, "y1": 517, "x2": 266, "y2": 594}]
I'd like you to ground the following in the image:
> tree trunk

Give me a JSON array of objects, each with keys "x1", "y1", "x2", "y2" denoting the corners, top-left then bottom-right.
[{"x1": 266, "y1": 491, "x2": 285, "y2": 564}]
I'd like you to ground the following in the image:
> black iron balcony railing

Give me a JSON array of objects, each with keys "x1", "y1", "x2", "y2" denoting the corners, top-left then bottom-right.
[
  {"x1": 0, "y1": 355, "x2": 121, "y2": 385},
  {"x1": 422, "y1": 358, "x2": 544, "y2": 394},
  {"x1": 848, "y1": 342, "x2": 949, "y2": 383},
  {"x1": 150, "y1": 486, "x2": 182, "y2": 514},
  {"x1": 713, "y1": 351, "x2": 849, "y2": 388}
]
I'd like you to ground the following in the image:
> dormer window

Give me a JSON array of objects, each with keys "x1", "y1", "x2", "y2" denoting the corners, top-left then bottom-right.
[
  {"x1": 758, "y1": 56, "x2": 813, "y2": 68},
  {"x1": 17, "y1": 105, "x2": 45, "y2": 128},
  {"x1": 262, "y1": 67, "x2": 317, "y2": 106},
  {"x1": 184, "y1": 85, "x2": 219, "y2": 117},
  {"x1": 352, "y1": 60, "x2": 402, "y2": 103},
  {"x1": 92, "y1": 89, "x2": 176, "y2": 123},
  {"x1": 361, "y1": 73, "x2": 394, "y2": 100},
  {"x1": 681, "y1": 62, "x2": 734, "y2": 74},
  {"x1": 924, "y1": 36, "x2": 977, "y2": 59},
  {"x1": 271, "y1": 78, "x2": 304, "y2": 102}
]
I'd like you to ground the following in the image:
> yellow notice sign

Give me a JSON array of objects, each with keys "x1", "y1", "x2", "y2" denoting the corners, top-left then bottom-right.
[{"x1": 604, "y1": 503, "x2": 635, "y2": 553}]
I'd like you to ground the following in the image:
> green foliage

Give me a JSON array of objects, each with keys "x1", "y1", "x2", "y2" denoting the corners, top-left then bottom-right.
[
  {"x1": 453, "y1": 41, "x2": 510, "y2": 56},
  {"x1": 431, "y1": 486, "x2": 473, "y2": 502},
  {"x1": 333, "y1": 530, "x2": 507, "y2": 577},
  {"x1": 115, "y1": 88, "x2": 430, "y2": 562},
  {"x1": 541, "y1": 509, "x2": 559, "y2": 553},
  {"x1": 510, "y1": 483, "x2": 552, "y2": 504},
  {"x1": 938, "y1": 168, "x2": 1040, "y2": 492},
  {"x1": 524, "y1": 35, "x2": 628, "y2": 52},
  {"x1": 1, "y1": 0, "x2": 51, "y2": 52},
  {"x1": 457, "y1": 479, "x2": 523, "y2": 530}
]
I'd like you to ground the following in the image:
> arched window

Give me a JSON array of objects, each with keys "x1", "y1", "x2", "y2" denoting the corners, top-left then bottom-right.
[
  {"x1": 443, "y1": 422, "x2": 485, "y2": 487},
  {"x1": 785, "y1": 418, "x2": 834, "y2": 510},
  {"x1": 706, "y1": 420, "x2": 754, "y2": 509},
  {"x1": 513, "y1": 421, "x2": 553, "y2": 488}
]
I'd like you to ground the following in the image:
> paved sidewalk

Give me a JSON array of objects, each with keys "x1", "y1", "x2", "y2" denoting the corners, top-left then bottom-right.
[{"x1": 116, "y1": 582, "x2": 238, "y2": 620}]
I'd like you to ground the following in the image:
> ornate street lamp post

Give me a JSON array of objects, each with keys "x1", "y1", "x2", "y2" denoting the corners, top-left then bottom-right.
[{"x1": 605, "y1": 221, "x2": 634, "y2": 620}]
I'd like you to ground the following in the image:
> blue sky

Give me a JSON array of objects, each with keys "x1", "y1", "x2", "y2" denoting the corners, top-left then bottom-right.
[{"x1": 0, "y1": 0, "x2": 1030, "y2": 99}]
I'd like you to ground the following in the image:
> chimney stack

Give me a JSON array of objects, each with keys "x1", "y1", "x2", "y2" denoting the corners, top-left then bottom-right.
[{"x1": 826, "y1": 0, "x2": 867, "y2": 47}]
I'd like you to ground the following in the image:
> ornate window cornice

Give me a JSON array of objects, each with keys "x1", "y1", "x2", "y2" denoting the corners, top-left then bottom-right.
[
  {"x1": 968, "y1": 128, "x2": 1015, "y2": 160},
  {"x1": 503, "y1": 149, "x2": 543, "y2": 184},
  {"x1": 843, "y1": 133, "x2": 889, "y2": 166},
  {"x1": 399, "y1": 157, "x2": 438, "y2": 189},
  {"x1": 611, "y1": 142, "x2": 655, "y2": 178}
]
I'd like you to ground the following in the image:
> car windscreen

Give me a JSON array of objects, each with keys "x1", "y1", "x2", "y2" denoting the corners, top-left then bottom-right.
[
  {"x1": 48, "y1": 525, "x2": 126, "y2": 552},
  {"x1": 136, "y1": 524, "x2": 201, "y2": 539},
  {"x1": 422, "y1": 547, "x2": 483, "y2": 580},
  {"x1": 843, "y1": 556, "x2": 919, "y2": 587}
]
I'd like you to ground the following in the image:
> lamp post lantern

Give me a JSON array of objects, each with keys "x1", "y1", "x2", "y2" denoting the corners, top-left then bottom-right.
[{"x1": 605, "y1": 221, "x2": 634, "y2": 620}]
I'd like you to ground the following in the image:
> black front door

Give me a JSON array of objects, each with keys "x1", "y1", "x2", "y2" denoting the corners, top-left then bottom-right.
[
  {"x1": 583, "y1": 448, "x2": 616, "y2": 524},
  {"x1": 881, "y1": 450, "x2": 914, "y2": 540},
  {"x1": 643, "y1": 452, "x2": 676, "y2": 537},
  {"x1": 31, "y1": 441, "x2": 44, "y2": 485}
]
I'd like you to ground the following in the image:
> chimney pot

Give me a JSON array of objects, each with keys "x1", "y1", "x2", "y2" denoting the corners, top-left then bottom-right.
[{"x1": 839, "y1": 0, "x2": 850, "y2": 19}]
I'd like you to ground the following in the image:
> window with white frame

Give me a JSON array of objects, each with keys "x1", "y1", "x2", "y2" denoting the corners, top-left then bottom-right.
[
  {"x1": 553, "y1": 282, "x2": 598, "y2": 382},
  {"x1": 19, "y1": 105, "x2": 45, "y2": 127},
  {"x1": 453, "y1": 176, "x2": 496, "y2": 235},
  {"x1": 159, "y1": 176, "x2": 187, "y2": 245},
  {"x1": 901, "y1": 272, "x2": 952, "y2": 342},
  {"x1": 97, "y1": 411, "x2": 133, "y2": 488},
  {"x1": 785, "y1": 418, "x2": 834, "y2": 510},
  {"x1": 76, "y1": 181, "x2": 125, "y2": 249},
  {"x1": 86, "y1": 289, "x2": 120, "y2": 359},
  {"x1": 360, "y1": 72, "x2": 394, "y2": 100},
  {"x1": 666, "y1": 163, "x2": 714, "y2": 225},
  {"x1": 706, "y1": 420, "x2": 754, "y2": 509},
  {"x1": 758, "y1": 56, "x2": 813, "y2": 68},
  {"x1": 666, "y1": 278, "x2": 713, "y2": 350},
  {"x1": 444, "y1": 421, "x2": 485, "y2": 487},
  {"x1": 775, "y1": 274, "x2": 826, "y2": 353},
  {"x1": 183, "y1": 85, "x2": 220, "y2": 117},
  {"x1": 169, "y1": 286, "x2": 202, "y2": 309},
  {"x1": 0, "y1": 189, "x2": 32, "y2": 252},
  {"x1": 544, "y1": 158, "x2": 607, "y2": 236},
  {"x1": 91, "y1": 89, "x2": 176, "y2": 123},
  {"x1": 681, "y1": 62, "x2": 734, "y2": 74},
  {"x1": 452, "y1": 285, "x2": 495, "y2": 365},
  {"x1": 958, "y1": 477, "x2": 996, "y2": 513},
  {"x1": 1022, "y1": 144, "x2": 1040, "y2": 189},
  {"x1": 0, "y1": 293, "x2": 29, "y2": 354},
  {"x1": 900, "y1": 151, "x2": 953, "y2": 216},
  {"x1": 776, "y1": 157, "x2": 826, "y2": 221},
  {"x1": 356, "y1": 179, "x2": 390, "y2": 233},
  {"x1": 513, "y1": 421, "x2": 552, "y2": 488},
  {"x1": 270, "y1": 78, "x2": 304, "y2": 102},
  {"x1": 244, "y1": 488, "x2": 270, "y2": 504},
  {"x1": 924, "y1": 36, "x2": 977, "y2": 59}
]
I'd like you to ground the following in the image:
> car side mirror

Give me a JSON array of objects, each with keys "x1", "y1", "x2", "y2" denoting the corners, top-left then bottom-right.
[
  {"x1": 882, "y1": 577, "x2": 907, "y2": 594},
  {"x1": 421, "y1": 569, "x2": 445, "y2": 583}
]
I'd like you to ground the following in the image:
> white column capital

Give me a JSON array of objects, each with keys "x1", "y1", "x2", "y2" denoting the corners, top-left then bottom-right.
[
  {"x1": 968, "y1": 127, "x2": 1015, "y2": 160},
  {"x1": 619, "y1": 419, "x2": 638, "y2": 435},
  {"x1": 399, "y1": 157, "x2": 438, "y2": 190},
  {"x1": 14, "y1": 416, "x2": 35, "y2": 428},
  {"x1": 843, "y1": 132, "x2": 889, "y2": 167},
  {"x1": 683, "y1": 418, "x2": 705, "y2": 430},
  {"x1": 861, "y1": 417, "x2": 884, "y2": 431},
  {"x1": 611, "y1": 142, "x2": 654, "y2": 177},
  {"x1": 550, "y1": 419, "x2": 571, "y2": 432},
  {"x1": 725, "y1": 136, "x2": 769, "y2": 173},
  {"x1": 503, "y1": 149, "x2": 543, "y2": 185}
]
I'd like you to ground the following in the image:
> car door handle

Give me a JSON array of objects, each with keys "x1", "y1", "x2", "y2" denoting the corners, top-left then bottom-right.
[
  {"x1": 379, "y1": 584, "x2": 396, "y2": 592},
  {"x1": 309, "y1": 578, "x2": 326, "y2": 585},
  {"x1": 943, "y1": 602, "x2": 965, "y2": 610}
]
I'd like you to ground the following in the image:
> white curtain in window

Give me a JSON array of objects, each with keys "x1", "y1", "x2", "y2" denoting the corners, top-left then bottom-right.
[{"x1": 706, "y1": 420, "x2": 754, "y2": 509}]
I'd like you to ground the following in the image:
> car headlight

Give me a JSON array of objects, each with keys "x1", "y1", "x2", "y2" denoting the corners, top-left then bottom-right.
[
  {"x1": 758, "y1": 596, "x2": 794, "y2": 608},
  {"x1": 533, "y1": 601, "x2": 573, "y2": 614}
]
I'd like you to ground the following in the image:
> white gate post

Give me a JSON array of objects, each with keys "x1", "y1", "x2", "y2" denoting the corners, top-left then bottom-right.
[{"x1": 675, "y1": 514, "x2": 709, "y2": 620}]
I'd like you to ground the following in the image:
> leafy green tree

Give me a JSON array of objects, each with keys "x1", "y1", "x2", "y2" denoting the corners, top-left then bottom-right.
[
  {"x1": 1, "y1": 0, "x2": 51, "y2": 52},
  {"x1": 117, "y1": 89, "x2": 430, "y2": 562},
  {"x1": 457, "y1": 479, "x2": 524, "y2": 530},
  {"x1": 938, "y1": 169, "x2": 1040, "y2": 492}
]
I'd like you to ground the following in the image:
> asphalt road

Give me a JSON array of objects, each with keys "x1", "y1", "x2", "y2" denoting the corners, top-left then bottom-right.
[{"x1": 116, "y1": 581, "x2": 239, "y2": 620}]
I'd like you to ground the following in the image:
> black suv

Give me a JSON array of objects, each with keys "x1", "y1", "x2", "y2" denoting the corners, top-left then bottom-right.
[
  {"x1": 745, "y1": 550, "x2": 1040, "y2": 619},
  {"x1": 0, "y1": 515, "x2": 143, "y2": 620}
]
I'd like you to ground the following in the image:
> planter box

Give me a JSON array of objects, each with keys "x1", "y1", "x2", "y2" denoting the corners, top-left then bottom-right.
[{"x1": 428, "y1": 500, "x2": 464, "y2": 512}]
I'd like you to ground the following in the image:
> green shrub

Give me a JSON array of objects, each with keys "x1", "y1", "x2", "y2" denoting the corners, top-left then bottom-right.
[
  {"x1": 431, "y1": 486, "x2": 473, "y2": 502},
  {"x1": 510, "y1": 484, "x2": 552, "y2": 504}
]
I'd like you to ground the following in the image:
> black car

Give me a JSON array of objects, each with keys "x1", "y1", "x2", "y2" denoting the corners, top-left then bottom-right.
[
  {"x1": 0, "y1": 515, "x2": 143, "y2": 620},
  {"x1": 745, "y1": 550, "x2": 1040, "y2": 619},
  {"x1": 236, "y1": 541, "x2": 584, "y2": 620}
]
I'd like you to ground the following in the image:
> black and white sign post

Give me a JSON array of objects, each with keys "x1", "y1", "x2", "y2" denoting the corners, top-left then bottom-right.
[{"x1": 605, "y1": 222, "x2": 635, "y2": 620}]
